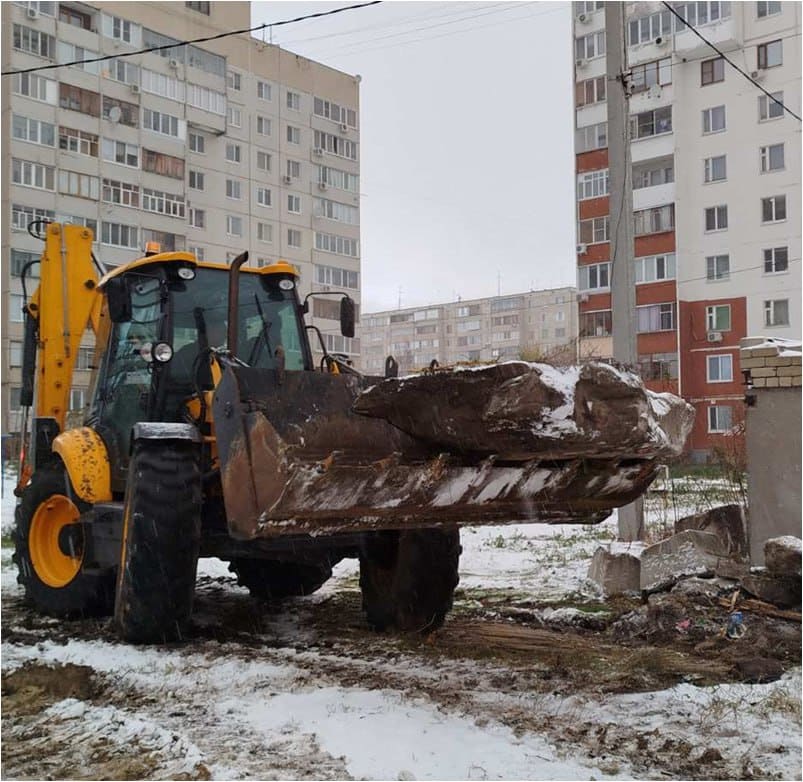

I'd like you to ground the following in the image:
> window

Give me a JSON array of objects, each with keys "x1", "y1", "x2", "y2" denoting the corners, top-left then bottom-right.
[
  {"x1": 764, "y1": 246, "x2": 788, "y2": 274},
  {"x1": 189, "y1": 132, "x2": 205, "y2": 154},
  {"x1": 56, "y1": 41, "x2": 99, "y2": 74},
  {"x1": 674, "y1": 1, "x2": 731, "y2": 28},
  {"x1": 227, "y1": 70, "x2": 241, "y2": 90},
  {"x1": 490, "y1": 297, "x2": 524, "y2": 313},
  {"x1": 578, "y1": 216, "x2": 609, "y2": 244},
  {"x1": 627, "y1": 10, "x2": 672, "y2": 45},
  {"x1": 287, "y1": 194, "x2": 302, "y2": 214},
  {"x1": 13, "y1": 72, "x2": 57, "y2": 104},
  {"x1": 286, "y1": 159, "x2": 301, "y2": 179},
  {"x1": 11, "y1": 204, "x2": 55, "y2": 231},
  {"x1": 706, "y1": 304, "x2": 731, "y2": 331},
  {"x1": 702, "y1": 105, "x2": 726, "y2": 133},
  {"x1": 708, "y1": 406, "x2": 732, "y2": 433},
  {"x1": 9, "y1": 341, "x2": 23, "y2": 368},
  {"x1": 574, "y1": 0, "x2": 604, "y2": 12},
  {"x1": 286, "y1": 90, "x2": 300, "y2": 110},
  {"x1": 142, "y1": 188, "x2": 185, "y2": 218},
  {"x1": 761, "y1": 195, "x2": 786, "y2": 223},
  {"x1": 257, "y1": 222, "x2": 273, "y2": 243},
  {"x1": 10, "y1": 249, "x2": 41, "y2": 278},
  {"x1": 757, "y1": 40, "x2": 782, "y2": 69},
  {"x1": 704, "y1": 155, "x2": 727, "y2": 182},
  {"x1": 188, "y1": 208, "x2": 205, "y2": 228},
  {"x1": 556, "y1": 311, "x2": 566, "y2": 322},
  {"x1": 102, "y1": 138, "x2": 139, "y2": 168},
  {"x1": 637, "y1": 302, "x2": 675, "y2": 332},
  {"x1": 185, "y1": 2, "x2": 210, "y2": 14},
  {"x1": 189, "y1": 245, "x2": 205, "y2": 260},
  {"x1": 60, "y1": 5, "x2": 92, "y2": 29},
  {"x1": 705, "y1": 205, "x2": 728, "y2": 231},
  {"x1": 58, "y1": 170, "x2": 99, "y2": 199},
  {"x1": 189, "y1": 171, "x2": 204, "y2": 190},
  {"x1": 13, "y1": 23, "x2": 55, "y2": 58},
  {"x1": 313, "y1": 131, "x2": 358, "y2": 161},
  {"x1": 630, "y1": 57, "x2": 672, "y2": 93},
  {"x1": 141, "y1": 229, "x2": 184, "y2": 254},
  {"x1": 575, "y1": 122, "x2": 608, "y2": 153},
  {"x1": 256, "y1": 116, "x2": 271, "y2": 136},
  {"x1": 706, "y1": 254, "x2": 730, "y2": 281},
  {"x1": 634, "y1": 253, "x2": 676, "y2": 283},
  {"x1": 633, "y1": 162, "x2": 674, "y2": 189},
  {"x1": 142, "y1": 149, "x2": 184, "y2": 179},
  {"x1": 257, "y1": 81, "x2": 272, "y2": 101},
  {"x1": 102, "y1": 96, "x2": 137, "y2": 127},
  {"x1": 105, "y1": 58, "x2": 139, "y2": 86},
  {"x1": 579, "y1": 310, "x2": 612, "y2": 338},
  {"x1": 577, "y1": 169, "x2": 609, "y2": 199},
  {"x1": 287, "y1": 228, "x2": 302, "y2": 248},
  {"x1": 9, "y1": 295, "x2": 25, "y2": 323},
  {"x1": 757, "y1": 1, "x2": 782, "y2": 16},
  {"x1": 575, "y1": 76, "x2": 606, "y2": 108},
  {"x1": 257, "y1": 151, "x2": 271, "y2": 172},
  {"x1": 186, "y1": 83, "x2": 226, "y2": 115},
  {"x1": 575, "y1": 30, "x2": 605, "y2": 60},
  {"x1": 314, "y1": 232, "x2": 359, "y2": 258},
  {"x1": 227, "y1": 106, "x2": 241, "y2": 127},
  {"x1": 759, "y1": 91, "x2": 784, "y2": 121},
  {"x1": 316, "y1": 165, "x2": 360, "y2": 193},
  {"x1": 102, "y1": 13, "x2": 141, "y2": 45},
  {"x1": 638, "y1": 352, "x2": 678, "y2": 381},
  {"x1": 457, "y1": 320, "x2": 481, "y2": 333},
  {"x1": 101, "y1": 222, "x2": 138, "y2": 249},
  {"x1": 701, "y1": 57, "x2": 725, "y2": 85},
  {"x1": 143, "y1": 109, "x2": 184, "y2": 139},
  {"x1": 634, "y1": 204, "x2": 674, "y2": 235},
  {"x1": 314, "y1": 198, "x2": 359, "y2": 225},
  {"x1": 323, "y1": 334, "x2": 360, "y2": 356},
  {"x1": 59, "y1": 84, "x2": 100, "y2": 116},
  {"x1": 707, "y1": 354, "x2": 733, "y2": 382},
  {"x1": 12, "y1": 115, "x2": 55, "y2": 147},
  {"x1": 12, "y1": 159, "x2": 55, "y2": 190},
  {"x1": 313, "y1": 96, "x2": 357, "y2": 128},
  {"x1": 76, "y1": 346, "x2": 94, "y2": 371},
  {"x1": 764, "y1": 299, "x2": 789, "y2": 327},
  {"x1": 225, "y1": 143, "x2": 241, "y2": 163},
  {"x1": 226, "y1": 215, "x2": 243, "y2": 237},
  {"x1": 760, "y1": 144, "x2": 784, "y2": 172},
  {"x1": 456, "y1": 304, "x2": 481, "y2": 318},
  {"x1": 59, "y1": 126, "x2": 99, "y2": 157},
  {"x1": 631, "y1": 106, "x2": 672, "y2": 139},
  {"x1": 286, "y1": 125, "x2": 301, "y2": 144},
  {"x1": 257, "y1": 187, "x2": 272, "y2": 207},
  {"x1": 226, "y1": 179, "x2": 242, "y2": 200},
  {"x1": 102, "y1": 179, "x2": 140, "y2": 208},
  {"x1": 578, "y1": 262, "x2": 610, "y2": 291}
]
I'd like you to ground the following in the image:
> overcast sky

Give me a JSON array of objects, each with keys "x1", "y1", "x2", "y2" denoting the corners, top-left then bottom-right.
[{"x1": 252, "y1": 1, "x2": 576, "y2": 312}]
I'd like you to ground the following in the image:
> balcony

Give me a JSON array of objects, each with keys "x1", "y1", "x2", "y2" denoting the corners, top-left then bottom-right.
[
  {"x1": 634, "y1": 182, "x2": 675, "y2": 211},
  {"x1": 674, "y1": 16, "x2": 739, "y2": 57}
]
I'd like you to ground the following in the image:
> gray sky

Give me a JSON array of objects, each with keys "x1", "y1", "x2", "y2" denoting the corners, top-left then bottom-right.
[{"x1": 252, "y1": 1, "x2": 576, "y2": 312}]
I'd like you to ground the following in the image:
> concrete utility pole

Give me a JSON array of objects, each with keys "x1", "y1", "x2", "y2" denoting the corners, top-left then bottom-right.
[{"x1": 605, "y1": 1, "x2": 645, "y2": 541}]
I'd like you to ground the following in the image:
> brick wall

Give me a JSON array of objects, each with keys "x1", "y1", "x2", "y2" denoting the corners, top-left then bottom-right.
[{"x1": 740, "y1": 338, "x2": 803, "y2": 389}]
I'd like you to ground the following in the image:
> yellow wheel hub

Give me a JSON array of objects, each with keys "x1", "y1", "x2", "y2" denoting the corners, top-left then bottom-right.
[{"x1": 29, "y1": 494, "x2": 83, "y2": 588}]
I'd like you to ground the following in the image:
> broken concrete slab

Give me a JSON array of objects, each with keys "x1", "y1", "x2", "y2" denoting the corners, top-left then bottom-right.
[
  {"x1": 674, "y1": 504, "x2": 748, "y2": 558},
  {"x1": 587, "y1": 547, "x2": 641, "y2": 595},
  {"x1": 741, "y1": 571, "x2": 802, "y2": 609},
  {"x1": 640, "y1": 530, "x2": 735, "y2": 592},
  {"x1": 671, "y1": 577, "x2": 739, "y2": 600},
  {"x1": 764, "y1": 536, "x2": 802, "y2": 578}
]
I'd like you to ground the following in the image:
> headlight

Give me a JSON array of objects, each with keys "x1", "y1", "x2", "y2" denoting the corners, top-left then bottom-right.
[
  {"x1": 178, "y1": 266, "x2": 196, "y2": 280},
  {"x1": 152, "y1": 342, "x2": 174, "y2": 363},
  {"x1": 279, "y1": 278, "x2": 295, "y2": 290}
]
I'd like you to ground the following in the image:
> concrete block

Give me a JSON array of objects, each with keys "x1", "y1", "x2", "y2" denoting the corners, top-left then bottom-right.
[
  {"x1": 741, "y1": 572, "x2": 801, "y2": 608},
  {"x1": 777, "y1": 365, "x2": 802, "y2": 377},
  {"x1": 640, "y1": 530, "x2": 733, "y2": 592},
  {"x1": 793, "y1": 377, "x2": 802, "y2": 386},
  {"x1": 750, "y1": 367, "x2": 778, "y2": 378},
  {"x1": 740, "y1": 357, "x2": 766, "y2": 369},
  {"x1": 765, "y1": 536, "x2": 802, "y2": 577},
  {"x1": 587, "y1": 547, "x2": 641, "y2": 595},
  {"x1": 766, "y1": 356, "x2": 793, "y2": 367},
  {"x1": 752, "y1": 377, "x2": 767, "y2": 387},
  {"x1": 765, "y1": 377, "x2": 780, "y2": 388},
  {"x1": 779, "y1": 377, "x2": 793, "y2": 387},
  {"x1": 750, "y1": 347, "x2": 781, "y2": 358},
  {"x1": 675, "y1": 504, "x2": 748, "y2": 557},
  {"x1": 740, "y1": 336, "x2": 771, "y2": 349}
]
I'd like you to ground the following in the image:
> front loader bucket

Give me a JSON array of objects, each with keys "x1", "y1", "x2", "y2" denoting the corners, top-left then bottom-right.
[{"x1": 212, "y1": 361, "x2": 694, "y2": 540}]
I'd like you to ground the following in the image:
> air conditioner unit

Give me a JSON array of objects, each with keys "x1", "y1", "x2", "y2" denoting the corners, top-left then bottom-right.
[
  {"x1": 27, "y1": 7, "x2": 39, "y2": 18},
  {"x1": 647, "y1": 84, "x2": 662, "y2": 100},
  {"x1": 575, "y1": 58, "x2": 587, "y2": 69},
  {"x1": 654, "y1": 36, "x2": 669, "y2": 47},
  {"x1": 707, "y1": 331, "x2": 723, "y2": 343},
  {"x1": 313, "y1": 147, "x2": 324, "y2": 156},
  {"x1": 318, "y1": 181, "x2": 328, "y2": 190},
  {"x1": 130, "y1": 84, "x2": 140, "y2": 94},
  {"x1": 578, "y1": 293, "x2": 590, "y2": 303},
  {"x1": 576, "y1": 242, "x2": 587, "y2": 254},
  {"x1": 750, "y1": 70, "x2": 763, "y2": 80},
  {"x1": 340, "y1": 123, "x2": 349, "y2": 133},
  {"x1": 576, "y1": 12, "x2": 588, "y2": 22},
  {"x1": 282, "y1": 174, "x2": 292, "y2": 184},
  {"x1": 169, "y1": 58, "x2": 180, "y2": 68}
]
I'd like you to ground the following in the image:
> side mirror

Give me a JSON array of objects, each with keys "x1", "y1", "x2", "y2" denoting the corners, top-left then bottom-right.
[
  {"x1": 340, "y1": 296, "x2": 355, "y2": 338},
  {"x1": 106, "y1": 278, "x2": 132, "y2": 323}
]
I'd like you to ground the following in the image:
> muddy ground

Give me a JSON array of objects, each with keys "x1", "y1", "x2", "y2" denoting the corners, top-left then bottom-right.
[{"x1": 2, "y1": 564, "x2": 800, "y2": 781}]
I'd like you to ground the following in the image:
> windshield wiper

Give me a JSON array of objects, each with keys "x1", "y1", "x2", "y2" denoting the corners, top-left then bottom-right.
[{"x1": 247, "y1": 293, "x2": 273, "y2": 367}]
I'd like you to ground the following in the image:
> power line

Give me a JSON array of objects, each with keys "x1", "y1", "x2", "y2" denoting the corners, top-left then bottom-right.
[
  {"x1": 660, "y1": 1, "x2": 802, "y2": 122},
  {"x1": 1, "y1": 1, "x2": 382, "y2": 77}
]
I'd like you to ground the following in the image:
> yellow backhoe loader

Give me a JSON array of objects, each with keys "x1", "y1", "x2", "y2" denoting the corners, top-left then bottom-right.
[{"x1": 13, "y1": 223, "x2": 693, "y2": 643}]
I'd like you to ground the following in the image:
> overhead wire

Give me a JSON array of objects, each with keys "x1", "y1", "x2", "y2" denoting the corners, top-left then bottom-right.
[
  {"x1": 1, "y1": 0, "x2": 383, "y2": 77},
  {"x1": 660, "y1": 1, "x2": 802, "y2": 121}
]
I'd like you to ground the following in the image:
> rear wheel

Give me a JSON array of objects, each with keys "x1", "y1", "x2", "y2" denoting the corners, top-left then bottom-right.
[
  {"x1": 359, "y1": 527, "x2": 460, "y2": 633},
  {"x1": 115, "y1": 439, "x2": 201, "y2": 644},
  {"x1": 13, "y1": 465, "x2": 115, "y2": 617},
  {"x1": 229, "y1": 559, "x2": 332, "y2": 600}
]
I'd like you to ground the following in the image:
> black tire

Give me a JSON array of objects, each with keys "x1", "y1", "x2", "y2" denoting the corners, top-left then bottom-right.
[
  {"x1": 359, "y1": 527, "x2": 461, "y2": 634},
  {"x1": 115, "y1": 439, "x2": 201, "y2": 644},
  {"x1": 13, "y1": 465, "x2": 116, "y2": 618},
  {"x1": 229, "y1": 559, "x2": 332, "y2": 600}
]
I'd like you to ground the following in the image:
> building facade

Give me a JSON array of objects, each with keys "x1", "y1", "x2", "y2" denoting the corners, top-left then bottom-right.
[
  {"x1": 361, "y1": 287, "x2": 577, "y2": 376},
  {"x1": 573, "y1": 0, "x2": 801, "y2": 459},
  {"x1": 2, "y1": 0, "x2": 361, "y2": 437}
]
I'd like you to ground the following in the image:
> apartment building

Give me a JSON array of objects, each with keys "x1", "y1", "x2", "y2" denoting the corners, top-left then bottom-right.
[
  {"x1": 573, "y1": 0, "x2": 801, "y2": 460},
  {"x1": 2, "y1": 0, "x2": 361, "y2": 437},
  {"x1": 361, "y1": 287, "x2": 577, "y2": 376}
]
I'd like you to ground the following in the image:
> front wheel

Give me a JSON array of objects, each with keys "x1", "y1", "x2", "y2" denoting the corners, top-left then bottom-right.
[
  {"x1": 13, "y1": 465, "x2": 115, "y2": 618},
  {"x1": 115, "y1": 439, "x2": 202, "y2": 644},
  {"x1": 359, "y1": 527, "x2": 461, "y2": 634}
]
